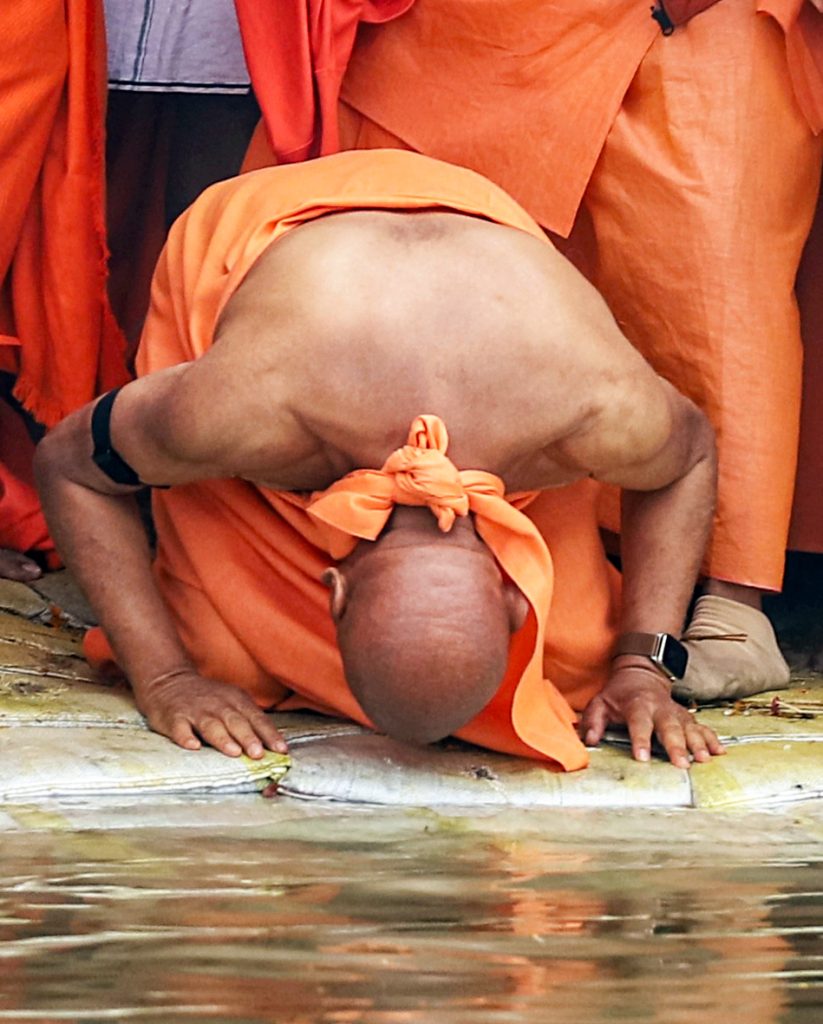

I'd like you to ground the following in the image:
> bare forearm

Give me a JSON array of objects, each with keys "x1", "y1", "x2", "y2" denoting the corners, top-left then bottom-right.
[
  {"x1": 35, "y1": 469, "x2": 193, "y2": 692},
  {"x1": 32, "y1": 394, "x2": 287, "y2": 759},
  {"x1": 619, "y1": 450, "x2": 715, "y2": 636}
]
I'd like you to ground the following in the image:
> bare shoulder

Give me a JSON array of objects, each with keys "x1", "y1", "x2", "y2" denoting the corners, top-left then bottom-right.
[
  {"x1": 553, "y1": 365, "x2": 715, "y2": 492},
  {"x1": 113, "y1": 347, "x2": 305, "y2": 486},
  {"x1": 105, "y1": 363, "x2": 229, "y2": 485},
  {"x1": 34, "y1": 365, "x2": 220, "y2": 492},
  {"x1": 37, "y1": 353, "x2": 287, "y2": 494}
]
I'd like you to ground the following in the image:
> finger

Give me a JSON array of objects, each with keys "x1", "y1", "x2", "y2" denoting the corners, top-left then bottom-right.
[
  {"x1": 224, "y1": 711, "x2": 287, "y2": 759},
  {"x1": 197, "y1": 716, "x2": 243, "y2": 757},
  {"x1": 654, "y1": 719, "x2": 691, "y2": 770},
  {"x1": 221, "y1": 712, "x2": 266, "y2": 759},
  {"x1": 167, "y1": 715, "x2": 202, "y2": 751},
  {"x1": 226, "y1": 701, "x2": 288, "y2": 755},
  {"x1": 702, "y1": 726, "x2": 726, "y2": 756},
  {"x1": 580, "y1": 700, "x2": 608, "y2": 747},
  {"x1": 624, "y1": 707, "x2": 655, "y2": 763},
  {"x1": 253, "y1": 714, "x2": 288, "y2": 755},
  {"x1": 684, "y1": 721, "x2": 712, "y2": 764}
]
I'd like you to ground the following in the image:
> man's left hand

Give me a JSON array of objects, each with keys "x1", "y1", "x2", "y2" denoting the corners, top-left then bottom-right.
[{"x1": 579, "y1": 666, "x2": 725, "y2": 769}]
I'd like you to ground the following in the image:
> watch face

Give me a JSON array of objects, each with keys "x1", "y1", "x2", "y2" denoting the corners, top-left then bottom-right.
[{"x1": 660, "y1": 635, "x2": 688, "y2": 680}]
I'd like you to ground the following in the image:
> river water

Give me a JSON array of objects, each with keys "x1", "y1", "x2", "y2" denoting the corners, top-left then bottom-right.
[{"x1": 0, "y1": 798, "x2": 821, "y2": 1023}]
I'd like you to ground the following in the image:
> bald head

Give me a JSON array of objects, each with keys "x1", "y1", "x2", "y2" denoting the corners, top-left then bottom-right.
[{"x1": 323, "y1": 509, "x2": 528, "y2": 744}]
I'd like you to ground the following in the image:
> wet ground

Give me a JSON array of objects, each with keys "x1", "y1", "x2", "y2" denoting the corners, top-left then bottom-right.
[{"x1": 0, "y1": 566, "x2": 821, "y2": 1021}]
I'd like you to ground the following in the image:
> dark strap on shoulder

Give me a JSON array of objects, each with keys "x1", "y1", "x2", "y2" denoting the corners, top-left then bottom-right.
[{"x1": 90, "y1": 387, "x2": 145, "y2": 487}]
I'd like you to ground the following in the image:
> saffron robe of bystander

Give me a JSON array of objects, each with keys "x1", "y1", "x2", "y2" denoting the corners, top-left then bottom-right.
[{"x1": 0, "y1": 0, "x2": 128, "y2": 562}]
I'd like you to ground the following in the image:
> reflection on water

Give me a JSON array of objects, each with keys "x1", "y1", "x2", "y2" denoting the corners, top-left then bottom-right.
[{"x1": 0, "y1": 803, "x2": 820, "y2": 1023}]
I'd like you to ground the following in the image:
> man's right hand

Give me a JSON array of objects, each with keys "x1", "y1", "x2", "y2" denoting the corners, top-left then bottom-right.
[
  {"x1": 135, "y1": 669, "x2": 288, "y2": 759},
  {"x1": 580, "y1": 663, "x2": 725, "y2": 769}
]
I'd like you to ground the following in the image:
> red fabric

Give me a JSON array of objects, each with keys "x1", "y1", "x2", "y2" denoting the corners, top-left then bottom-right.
[{"x1": 234, "y1": 0, "x2": 414, "y2": 163}]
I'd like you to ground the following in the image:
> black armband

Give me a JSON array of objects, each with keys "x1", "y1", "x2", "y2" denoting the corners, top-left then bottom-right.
[{"x1": 91, "y1": 387, "x2": 168, "y2": 489}]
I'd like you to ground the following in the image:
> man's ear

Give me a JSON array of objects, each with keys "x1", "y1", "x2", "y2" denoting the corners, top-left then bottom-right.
[
  {"x1": 321, "y1": 567, "x2": 348, "y2": 624},
  {"x1": 503, "y1": 581, "x2": 529, "y2": 634}
]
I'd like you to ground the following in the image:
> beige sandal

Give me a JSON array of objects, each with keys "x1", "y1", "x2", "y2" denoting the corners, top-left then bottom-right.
[{"x1": 673, "y1": 594, "x2": 790, "y2": 703}]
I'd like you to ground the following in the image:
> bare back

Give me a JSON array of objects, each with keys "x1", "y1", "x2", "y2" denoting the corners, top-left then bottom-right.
[{"x1": 107, "y1": 208, "x2": 688, "y2": 494}]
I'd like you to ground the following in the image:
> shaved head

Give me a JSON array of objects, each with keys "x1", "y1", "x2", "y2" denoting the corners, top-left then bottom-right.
[{"x1": 324, "y1": 509, "x2": 527, "y2": 744}]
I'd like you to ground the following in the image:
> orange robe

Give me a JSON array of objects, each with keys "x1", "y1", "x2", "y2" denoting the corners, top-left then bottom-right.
[
  {"x1": 234, "y1": 0, "x2": 414, "y2": 163},
  {"x1": 0, "y1": 0, "x2": 128, "y2": 556},
  {"x1": 292, "y1": 0, "x2": 823, "y2": 591},
  {"x1": 85, "y1": 150, "x2": 621, "y2": 770}
]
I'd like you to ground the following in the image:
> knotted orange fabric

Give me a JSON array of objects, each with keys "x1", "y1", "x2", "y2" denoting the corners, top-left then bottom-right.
[
  {"x1": 84, "y1": 150, "x2": 621, "y2": 770},
  {"x1": 307, "y1": 417, "x2": 476, "y2": 552}
]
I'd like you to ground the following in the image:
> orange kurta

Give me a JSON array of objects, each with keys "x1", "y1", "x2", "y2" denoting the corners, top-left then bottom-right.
[
  {"x1": 0, "y1": 0, "x2": 128, "y2": 556},
  {"x1": 330, "y1": 0, "x2": 823, "y2": 590},
  {"x1": 88, "y1": 150, "x2": 621, "y2": 770}
]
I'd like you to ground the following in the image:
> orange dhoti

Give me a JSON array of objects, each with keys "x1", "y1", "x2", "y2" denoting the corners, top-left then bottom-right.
[
  {"x1": 0, "y1": 0, "x2": 128, "y2": 558},
  {"x1": 330, "y1": 0, "x2": 823, "y2": 590},
  {"x1": 87, "y1": 150, "x2": 621, "y2": 770}
]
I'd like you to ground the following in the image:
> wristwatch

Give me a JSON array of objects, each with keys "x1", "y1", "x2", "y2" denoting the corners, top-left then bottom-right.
[{"x1": 613, "y1": 632, "x2": 689, "y2": 682}]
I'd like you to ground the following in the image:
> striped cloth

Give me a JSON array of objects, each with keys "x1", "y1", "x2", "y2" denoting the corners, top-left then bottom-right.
[{"x1": 105, "y1": 0, "x2": 251, "y2": 93}]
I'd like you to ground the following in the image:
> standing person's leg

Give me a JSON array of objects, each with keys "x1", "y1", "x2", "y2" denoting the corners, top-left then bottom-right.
[
  {"x1": 164, "y1": 92, "x2": 261, "y2": 227},
  {"x1": 0, "y1": 0, "x2": 68, "y2": 579},
  {"x1": 583, "y1": 1, "x2": 823, "y2": 696}
]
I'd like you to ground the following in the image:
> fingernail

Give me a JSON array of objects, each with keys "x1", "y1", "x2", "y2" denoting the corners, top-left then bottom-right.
[
  {"x1": 184, "y1": 739, "x2": 200, "y2": 750},
  {"x1": 248, "y1": 743, "x2": 263, "y2": 759},
  {"x1": 636, "y1": 749, "x2": 650, "y2": 762},
  {"x1": 225, "y1": 743, "x2": 242, "y2": 756}
]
